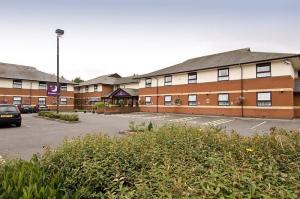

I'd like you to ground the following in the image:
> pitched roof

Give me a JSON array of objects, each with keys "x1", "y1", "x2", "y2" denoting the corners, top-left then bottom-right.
[
  {"x1": 114, "y1": 75, "x2": 139, "y2": 84},
  {"x1": 103, "y1": 88, "x2": 139, "y2": 98},
  {"x1": 77, "y1": 73, "x2": 121, "y2": 86},
  {"x1": 140, "y1": 48, "x2": 299, "y2": 78},
  {"x1": 0, "y1": 62, "x2": 75, "y2": 84}
]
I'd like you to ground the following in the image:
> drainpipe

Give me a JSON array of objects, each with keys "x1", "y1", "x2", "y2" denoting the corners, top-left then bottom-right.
[
  {"x1": 240, "y1": 63, "x2": 244, "y2": 117},
  {"x1": 155, "y1": 77, "x2": 159, "y2": 113}
]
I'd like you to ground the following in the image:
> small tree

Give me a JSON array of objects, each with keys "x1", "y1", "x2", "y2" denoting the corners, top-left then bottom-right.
[{"x1": 72, "y1": 77, "x2": 84, "y2": 83}]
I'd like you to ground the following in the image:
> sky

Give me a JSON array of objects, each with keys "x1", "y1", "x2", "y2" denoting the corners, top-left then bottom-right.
[{"x1": 0, "y1": 0, "x2": 299, "y2": 80}]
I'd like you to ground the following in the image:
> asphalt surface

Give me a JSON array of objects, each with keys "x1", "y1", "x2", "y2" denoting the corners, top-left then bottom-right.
[{"x1": 1, "y1": 112, "x2": 300, "y2": 159}]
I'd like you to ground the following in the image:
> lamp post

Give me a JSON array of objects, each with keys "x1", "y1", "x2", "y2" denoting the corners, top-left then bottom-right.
[{"x1": 55, "y1": 29, "x2": 64, "y2": 114}]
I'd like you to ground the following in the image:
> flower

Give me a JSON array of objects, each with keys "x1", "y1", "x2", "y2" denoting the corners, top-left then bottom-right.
[{"x1": 246, "y1": 148, "x2": 253, "y2": 152}]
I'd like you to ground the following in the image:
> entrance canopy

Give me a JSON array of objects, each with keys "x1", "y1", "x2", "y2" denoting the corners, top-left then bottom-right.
[{"x1": 104, "y1": 88, "x2": 139, "y2": 98}]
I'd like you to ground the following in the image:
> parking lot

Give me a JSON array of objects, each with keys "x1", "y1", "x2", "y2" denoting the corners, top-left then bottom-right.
[{"x1": 1, "y1": 112, "x2": 300, "y2": 159}]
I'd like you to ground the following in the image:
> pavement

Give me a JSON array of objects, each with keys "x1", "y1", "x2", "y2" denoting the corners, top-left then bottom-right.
[{"x1": 0, "y1": 112, "x2": 300, "y2": 160}]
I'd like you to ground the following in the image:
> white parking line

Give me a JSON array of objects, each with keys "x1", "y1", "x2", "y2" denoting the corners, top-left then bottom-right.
[
  {"x1": 201, "y1": 119, "x2": 234, "y2": 126},
  {"x1": 167, "y1": 117, "x2": 199, "y2": 123},
  {"x1": 250, "y1": 121, "x2": 267, "y2": 129}
]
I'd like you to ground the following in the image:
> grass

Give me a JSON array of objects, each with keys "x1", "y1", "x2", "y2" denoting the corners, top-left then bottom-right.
[
  {"x1": 1, "y1": 125, "x2": 300, "y2": 198},
  {"x1": 38, "y1": 111, "x2": 79, "y2": 122}
]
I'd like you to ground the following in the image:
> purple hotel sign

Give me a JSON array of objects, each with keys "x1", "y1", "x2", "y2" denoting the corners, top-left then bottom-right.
[
  {"x1": 47, "y1": 84, "x2": 60, "y2": 96},
  {"x1": 115, "y1": 90, "x2": 129, "y2": 97}
]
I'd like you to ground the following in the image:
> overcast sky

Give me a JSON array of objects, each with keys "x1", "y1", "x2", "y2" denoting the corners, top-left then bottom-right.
[{"x1": 0, "y1": 0, "x2": 299, "y2": 80}]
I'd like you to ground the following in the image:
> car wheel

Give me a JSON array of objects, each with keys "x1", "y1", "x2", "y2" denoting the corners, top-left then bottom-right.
[{"x1": 15, "y1": 122, "x2": 21, "y2": 127}]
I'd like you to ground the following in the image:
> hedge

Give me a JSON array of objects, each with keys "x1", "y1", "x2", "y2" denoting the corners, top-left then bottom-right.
[
  {"x1": 38, "y1": 111, "x2": 79, "y2": 122},
  {"x1": 1, "y1": 125, "x2": 300, "y2": 198}
]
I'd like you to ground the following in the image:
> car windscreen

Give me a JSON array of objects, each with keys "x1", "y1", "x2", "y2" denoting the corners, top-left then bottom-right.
[{"x1": 0, "y1": 106, "x2": 18, "y2": 112}]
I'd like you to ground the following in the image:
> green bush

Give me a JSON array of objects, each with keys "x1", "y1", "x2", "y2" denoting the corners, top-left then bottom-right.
[
  {"x1": 1, "y1": 126, "x2": 300, "y2": 198},
  {"x1": 94, "y1": 102, "x2": 105, "y2": 109},
  {"x1": 38, "y1": 111, "x2": 79, "y2": 122}
]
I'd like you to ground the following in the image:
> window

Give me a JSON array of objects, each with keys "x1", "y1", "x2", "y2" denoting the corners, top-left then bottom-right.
[
  {"x1": 257, "y1": 63, "x2": 271, "y2": 78},
  {"x1": 164, "y1": 95, "x2": 172, "y2": 106},
  {"x1": 85, "y1": 86, "x2": 89, "y2": 92},
  {"x1": 257, "y1": 92, "x2": 272, "y2": 107},
  {"x1": 39, "y1": 82, "x2": 46, "y2": 89},
  {"x1": 298, "y1": 71, "x2": 300, "y2": 77},
  {"x1": 38, "y1": 97, "x2": 46, "y2": 106},
  {"x1": 94, "y1": 85, "x2": 98, "y2": 92},
  {"x1": 13, "y1": 80, "x2": 22, "y2": 88},
  {"x1": 188, "y1": 95, "x2": 197, "y2": 106},
  {"x1": 60, "y1": 84, "x2": 67, "y2": 91},
  {"x1": 164, "y1": 75, "x2": 172, "y2": 86},
  {"x1": 218, "y1": 68, "x2": 229, "y2": 81},
  {"x1": 60, "y1": 97, "x2": 67, "y2": 105},
  {"x1": 218, "y1": 93, "x2": 229, "y2": 106},
  {"x1": 145, "y1": 78, "x2": 152, "y2": 87},
  {"x1": 13, "y1": 96, "x2": 22, "y2": 105},
  {"x1": 145, "y1": 96, "x2": 152, "y2": 105},
  {"x1": 188, "y1": 72, "x2": 197, "y2": 84}
]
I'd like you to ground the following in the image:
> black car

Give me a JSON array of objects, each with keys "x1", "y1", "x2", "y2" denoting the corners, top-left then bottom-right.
[
  {"x1": 19, "y1": 104, "x2": 34, "y2": 113},
  {"x1": 0, "y1": 104, "x2": 22, "y2": 127}
]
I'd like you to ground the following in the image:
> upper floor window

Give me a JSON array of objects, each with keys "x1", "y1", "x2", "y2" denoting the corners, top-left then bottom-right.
[
  {"x1": 145, "y1": 78, "x2": 152, "y2": 87},
  {"x1": 257, "y1": 92, "x2": 271, "y2": 107},
  {"x1": 257, "y1": 63, "x2": 271, "y2": 78},
  {"x1": 13, "y1": 96, "x2": 22, "y2": 105},
  {"x1": 94, "y1": 85, "x2": 98, "y2": 92},
  {"x1": 164, "y1": 75, "x2": 172, "y2": 86},
  {"x1": 145, "y1": 96, "x2": 152, "y2": 105},
  {"x1": 188, "y1": 72, "x2": 197, "y2": 84},
  {"x1": 298, "y1": 71, "x2": 300, "y2": 77},
  {"x1": 60, "y1": 84, "x2": 67, "y2": 91},
  {"x1": 164, "y1": 95, "x2": 172, "y2": 106},
  {"x1": 60, "y1": 97, "x2": 67, "y2": 105},
  {"x1": 218, "y1": 93, "x2": 229, "y2": 106},
  {"x1": 39, "y1": 81, "x2": 46, "y2": 90},
  {"x1": 85, "y1": 86, "x2": 89, "y2": 92},
  {"x1": 38, "y1": 97, "x2": 46, "y2": 106},
  {"x1": 13, "y1": 80, "x2": 22, "y2": 89},
  {"x1": 218, "y1": 68, "x2": 229, "y2": 81},
  {"x1": 188, "y1": 95, "x2": 197, "y2": 106}
]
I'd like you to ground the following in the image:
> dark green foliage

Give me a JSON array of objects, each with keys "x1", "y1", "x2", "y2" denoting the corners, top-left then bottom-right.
[
  {"x1": 38, "y1": 111, "x2": 79, "y2": 122},
  {"x1": 1, "y1": 125, "x2": 300, "y2": 198}
]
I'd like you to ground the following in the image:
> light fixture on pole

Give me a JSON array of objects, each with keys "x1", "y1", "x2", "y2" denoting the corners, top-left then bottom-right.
[{"x1": 55, "y1": 29, "x2": 64, "y2": 114}]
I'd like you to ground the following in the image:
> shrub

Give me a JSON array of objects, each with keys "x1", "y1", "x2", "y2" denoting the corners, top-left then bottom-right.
[
  {"x1": 38, "y1": 111, "x2": 79, "y2": 122},
  {"x1": 1, "y1": 126, "x2": 300, "y2": 198},
  {"x1": 94, "y1": 102, "x2": 105, "y2": 109}
]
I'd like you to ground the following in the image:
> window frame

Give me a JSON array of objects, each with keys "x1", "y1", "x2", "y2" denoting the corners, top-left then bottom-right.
[
  {"x1": 164, "y1": 75, "x2": 172, "y2": 86},
  {"x1": 85, "y1": 86, "x2": 89, "y2": 92},
  {"x1": 13, "y1": 79, "x2": 22, "y2": 89},
  {"x1": 218, "y1": 68, "x2": 229, "y2": 81},
  {"x1": 38, "y1": 97, "x2": 46, "y2": 106},
  {"x1": 256, "y1": 63, "x2": 271, "y2": 78},
  {"x1": 188, "y1": 94, "x2": 197, "y2": 106},
  {"x1": 218, "y1": 93, "x2": 230, "y2": 106},
  {"x1": 13, "y1": 96, "x2": 22, "y2": 105},
  {"x1": 60, "y1": 83, "x2": 67, "y2": 91},
  {"x1": 145, "y1": 78, "x2": 152, "y2": 87},
  {"x1": 38, "y1": 81, "x2": 47, "y2": 90},
  {"x1": 94, "y1": 85, "x2": 98, "y2": 92},
  {"x1": 60, "y1": 97, "x2": 67, "y2": 105},
  {"x1": 164, "y1": 95, "x2": 172, "y2": 106},
  {"x1": 188, "y1": 72, "x2": 197, "y2": 84},
  {"x1": 257, "y1": 92, "x2": 272, "y2": 107},
  {"x1": 145, "y1": 96, "x2": 152, "y2": 105}
]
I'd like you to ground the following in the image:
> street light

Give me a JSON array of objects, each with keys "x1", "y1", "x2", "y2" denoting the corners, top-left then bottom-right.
[{"x1": 55, "y1": 29, "x2": 64, "y2": 113}]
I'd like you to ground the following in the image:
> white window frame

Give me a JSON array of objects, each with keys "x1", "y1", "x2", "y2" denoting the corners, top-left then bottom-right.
[
  {"x1": 218, "y1": 93, "x2": 229, "y2": 106},
  {"x1": 164, "y1": 75, "x2": 172, "y2": 86},
  {"x1": 188, "y1": 94, "x2": 197, "y2": 106},
  {"x1": 85, "y1": 86, "x2": 89, "y2": 92},
  {"x1": 145, "y1": 96, "x2": 152, "y2": 105},
  {"x1": 94, "y1": 85, "x2": 98, "y2": 92},
  {"x1": 257, "y1": 92, "x2": 272, "y2": 107},
  {"x1": 60, "y1": 97, "x2": 67, "y2": 105},
  {"x1": 39, "y1": 81, "x2": 47, "y2": 90},
  {"x1": 60, "y1": 84, "x2": 67, "y2": 91},
  {"x1": 13, "y1": 80, "x2": 22, "y2": 89},
  {"x1": 13, "y1": 96, "x2": 22, "y2": 105},
  {"x1": 38, "y1": 97, "x2": 46, "y2": 106},
  {"x1": 188, "y1": 72, "x2": 197, "y2": 84},
  {"x1": 145, "y1": 78, "x2": 152, "y2": 87},
  {"x1": 164, "y1": 95, "x2": 172, "y2": 106},
  {"x1": 256, "y1": 63, "x2": 271, "y2": 78},
  {"x1": 218, "y1": 68, "x2": 229, "y2": 81}
]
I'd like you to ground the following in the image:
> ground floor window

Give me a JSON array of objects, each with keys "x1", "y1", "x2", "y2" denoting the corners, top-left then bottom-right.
[
  {"x1": 60, "y1": 97, "x2": 67, "y2": 105},
  {"x1": 257, "y1": 92, "x2": 272, "y2": 107},
  {"x1": 164, "y1": 95, "x2": 172, "y2": 106},
  {"x1": 188, "y1": 95, "x2": 197, "y2": 106},
  {"x1": 13, "y1": 96, "x2": 22, "y2": 105},
  {"x1": 218, "y1": 93, "x2": 229, "y2": 106},
  {"x1": 38, "y1": 97, "x2": 46, "y2": 106},
  {"x1": 145, "y1": 96, "x2": 152, "y2": 105}
]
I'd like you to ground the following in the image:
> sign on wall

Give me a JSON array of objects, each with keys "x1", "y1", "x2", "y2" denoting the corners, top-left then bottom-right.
[{"x1": 47, "y1": 83, "x2": 60, "y2": 96}]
